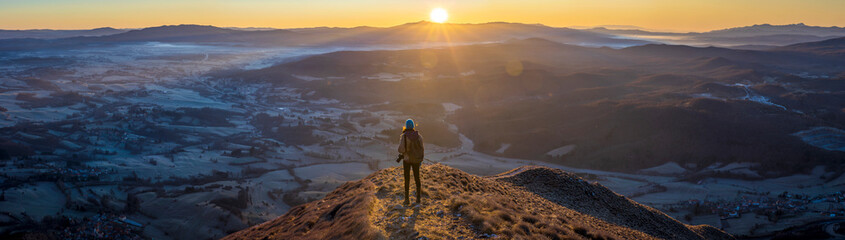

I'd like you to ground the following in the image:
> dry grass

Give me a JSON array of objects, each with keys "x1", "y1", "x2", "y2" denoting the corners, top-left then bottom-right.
[
  {"x1": 225, "y1": 164, "x2": 733, "y2": 240},
  {"x1": 222, "y1": 180, "x2": 384, "y2": 240}
]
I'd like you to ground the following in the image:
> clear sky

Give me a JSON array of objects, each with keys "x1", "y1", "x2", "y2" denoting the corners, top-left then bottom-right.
[{"x1": 2, "y1": 0, "x2": 844, "y2": 32}]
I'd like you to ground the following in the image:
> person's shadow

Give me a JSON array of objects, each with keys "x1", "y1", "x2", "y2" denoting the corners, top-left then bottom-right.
[{"x1": 398, "y1": 204, "x2": 422, "y2": 236}]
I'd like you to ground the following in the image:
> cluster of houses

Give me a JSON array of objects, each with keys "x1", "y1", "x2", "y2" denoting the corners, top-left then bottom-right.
[
  {"x1": 685, "y1": 191, "x2": 845, "y2": 220},
  {"x1": 52, "y1": 167, "x2": 114, "y2": 182},
  {"x1": 60, "y1": 214, "x2": 143, "y2": 240}
]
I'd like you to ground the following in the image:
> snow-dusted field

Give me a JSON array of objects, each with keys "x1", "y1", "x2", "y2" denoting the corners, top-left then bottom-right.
[
  {"x1": 1, "y1": 40, "x2": 842, "y2": 239},
  {"x1": 0, "y1": 41, "x2": 533, "y2": 239}
]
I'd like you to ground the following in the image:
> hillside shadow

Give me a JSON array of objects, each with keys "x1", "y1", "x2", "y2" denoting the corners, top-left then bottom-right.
[{"x1": 495, "y1": 167, "x2": 704, "y2": 240}]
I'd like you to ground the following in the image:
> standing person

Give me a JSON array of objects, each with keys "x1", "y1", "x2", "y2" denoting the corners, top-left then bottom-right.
[{"x1": 397, "y1": 119, "x2": 424, "y2": 205}]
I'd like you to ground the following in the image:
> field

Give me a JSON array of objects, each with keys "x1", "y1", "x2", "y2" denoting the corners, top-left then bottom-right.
[{"x1": 1, "y1": 25, "x2": 845, "y2": 239}]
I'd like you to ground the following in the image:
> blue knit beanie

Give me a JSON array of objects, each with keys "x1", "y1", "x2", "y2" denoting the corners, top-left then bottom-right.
[{"x1": 405, "y1": 119, "x2": 415, "y2": 130}]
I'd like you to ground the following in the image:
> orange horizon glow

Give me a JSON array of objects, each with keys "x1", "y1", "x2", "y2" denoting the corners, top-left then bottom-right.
[{"x1": 2, "y1": 0, "x2": 845, "y2": 32}]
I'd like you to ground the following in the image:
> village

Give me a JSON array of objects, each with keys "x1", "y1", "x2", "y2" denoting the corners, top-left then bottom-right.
[
  {"x1": 58, "y1": 213, "x2": 144, "y2": 240},
  {"x1": 1, "y1": 25, "x2": 845, "y2": 239},
  {"x1": 684, "y1": 191, "x2": 845, "y2": 221}
]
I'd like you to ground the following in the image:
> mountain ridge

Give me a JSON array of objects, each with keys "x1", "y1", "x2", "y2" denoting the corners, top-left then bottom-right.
[
  {"x1": 584, "y1": 23, "x2": 845, "y2": 47},
  {"x1": 4, "y1": 22, "x2": 845, "y2": 50},
  {"x1": 777, "y1": 36, "x2": 845, "y2": 56},
  {"x1": 700, "y1": 23, "x2": 845, "y2": 37},
  {"x1": 0, "y1": 21, "x2": 649, "y2": 50},
  {"x1": 0, "y1": 27, "x2": 127, "y2": 39},
  {"x1": 223, "y1": 163, "x2": 732, "y2": 239}
]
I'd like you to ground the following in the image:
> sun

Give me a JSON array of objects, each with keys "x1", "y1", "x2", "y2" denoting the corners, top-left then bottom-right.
[{"x1": 430, "y1": 8, "x2": 449, "y2": 23}]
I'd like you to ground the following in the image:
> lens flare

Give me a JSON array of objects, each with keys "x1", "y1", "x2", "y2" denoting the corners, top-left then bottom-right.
[{"x1": 506, "y1": 60, "x2": 523, "y2": 77}]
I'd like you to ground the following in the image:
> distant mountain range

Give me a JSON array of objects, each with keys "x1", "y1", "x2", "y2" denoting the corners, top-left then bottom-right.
[
  {"x1": 585, "y1": 23, "x2": 845, "y2": 48},
  {"x1": 3, "y1": 21, "x2": 842, "y2": 176},
  {"x1": 0, "y1": 27, "x2": 127, "y2": 39},
  {"x1": 0, "y1": 22, "x2": 650, "y2": 51},
  {"x1": 3, "y1": 22, "x2": 844, "y2": 51},
  {"x1": 701, "y1": 23, "x2": 845, "y2": 37}
]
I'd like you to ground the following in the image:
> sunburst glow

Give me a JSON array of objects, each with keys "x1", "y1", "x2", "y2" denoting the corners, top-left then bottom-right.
[{"x1": 430, "y1": 8, "x2": 448, "y2": 23}]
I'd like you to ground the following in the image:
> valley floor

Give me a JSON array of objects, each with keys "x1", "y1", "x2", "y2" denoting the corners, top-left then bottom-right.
[{"x1": 1, "y1": 42, "x2": 843, "y2": 239}]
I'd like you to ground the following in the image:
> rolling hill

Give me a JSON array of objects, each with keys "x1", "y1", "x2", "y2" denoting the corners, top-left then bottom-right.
[
  {"x1": 230, "y1": 37, "x2": 845, "y2": 177},
  {"x1": 0, "y1": 22, "x2": 649, "y2": 51},
  {"x1": 585, "y1": 23, "x2": 845, "y2": 48},
  {"x1": 0, "y1": 27, "x2": 127, "y2": 39},
  {"x1": 777, "y1": 36, "x2": 845, "y2": 56}
]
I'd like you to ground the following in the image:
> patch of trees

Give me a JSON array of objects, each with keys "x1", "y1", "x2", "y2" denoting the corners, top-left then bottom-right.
[
  {"x1": 210, "y1": 187, "x2": 251, "y2": 217},
  {"x1": 251, "y1": 113, "x2": 322, "y2": 145},
  {"x1": 122, "y1": 171, "x2": 148, "y2": 183},
  {"x1": 0, "y1": 125, "x2": 59, "y2": 153},
  {"x1": 156, "y1": 170, "x2": 231, "y2": 187},
  {"x1": 680, "y1": 170, "x2": 766, "y2": 182},
  {"x1": 15, "y1": 91, "x2": 93, "y2": 109},
  {"x1": 161, "y1": 107, "x2": 237, "y2": 127},
  {"x1": 226, "y1": 146, "x2": 266, "y2": 158},
  {"x1": 239, "y1": 167, "x2": 272, "y2": 178},
  {"x1": 278, "y1": 125, "x2": 322, "y2": 145},
  {"x1": 251, "y1": 113, "x2": 285, "y2": 131},
  {"x1": 92, "y1": 149, "x2": 117, "y2": 155},
  {"x1": 134, "y1": 125, "x2": 186, "y2": 145},
  {"x1": 124, "y1": 193, "x2": 140, "y2": 214}
]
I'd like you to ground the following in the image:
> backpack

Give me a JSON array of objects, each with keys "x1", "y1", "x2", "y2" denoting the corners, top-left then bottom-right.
[{"x1": 403, "y1": 131, "x2": 424, "y2": 164}]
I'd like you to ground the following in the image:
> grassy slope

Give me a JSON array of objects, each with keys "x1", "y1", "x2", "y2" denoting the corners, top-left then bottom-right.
[{"x1": 223, "y1": 163, "x2": 733, "y2": 240}]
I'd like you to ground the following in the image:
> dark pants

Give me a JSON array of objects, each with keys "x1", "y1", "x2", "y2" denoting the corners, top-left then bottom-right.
[{"x1": 403, "y1": 161, "x2": 421, "y2": 203}]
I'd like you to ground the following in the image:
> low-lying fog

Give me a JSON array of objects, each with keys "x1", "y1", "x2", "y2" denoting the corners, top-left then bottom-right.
[{"x1": 1, "y1": 35, "x2": 844, "y2": 239}]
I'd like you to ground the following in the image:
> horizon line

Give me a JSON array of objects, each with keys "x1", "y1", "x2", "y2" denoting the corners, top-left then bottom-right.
[{"x1": 2, "y1": 21, "x2": 843, "y2": 34}]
